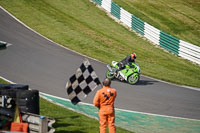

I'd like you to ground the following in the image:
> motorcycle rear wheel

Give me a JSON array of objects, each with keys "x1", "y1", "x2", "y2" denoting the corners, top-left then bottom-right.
[
  {"x1": 106, "y1": 70, "x2": 115, "y2": 79},
  {"x1": 128, "y1": 73, "x2": 139, "y2": 84}
]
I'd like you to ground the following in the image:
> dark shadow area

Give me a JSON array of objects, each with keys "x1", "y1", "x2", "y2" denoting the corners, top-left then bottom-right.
[
  {"x1": 135, "y1": 80, "x2": 158, "y2": 86},
  {"x1": 53, "y1": 118, "x2": 85, "y2": 133},
  {"x1": 55, "y1": 130, "x2": 85, "y2": 133},
  {"x1": 54, "y1": 122, "x2": 73, "y2": 128},
  {"x1": 112, "y1": 79, "x2": 158, "y2": 86},
  {"x1": 0, "y1": 47, "x2": 7, "y2": 50},
  {"x1": 53, "y1": 117, "x2": 74, "y2": 129},
  {"x1": 53, "y1": 115, "x2": 90, "y2": 133},
  {"x1": 70, "y1": 115, "x2": 79, "y2": 119}
]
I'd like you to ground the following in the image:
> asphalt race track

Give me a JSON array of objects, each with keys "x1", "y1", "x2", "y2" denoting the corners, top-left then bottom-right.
[{"x1": 0, "y1": 7, "x2": 200, "y2": 120}]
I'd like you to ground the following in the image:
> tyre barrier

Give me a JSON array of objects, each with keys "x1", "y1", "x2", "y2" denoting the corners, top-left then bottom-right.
[
  {"x1": 0, "y1": 84, "x2": 29, "y2": 91},
  {"x1": 0, "y1": 84, "x2": 39, "y2": 115},
  {"x1": 0, "y1": 107, "x2": 55, "y2": 133},
  {"x1": 0, "y1": 84, "x2": 51, "y2": 132},
  {"x1": 0, "y1": 107, "x2": 14, "y2": 121},
  {"x1": 0, "y1": 84, "x2": 29, "y2": 110},
  {"x1": 17, "y1": 90, "x2": 39, "y2": 115},
  {"x1": 0, "y1": 96, "x2": 15, "y2": 109}
]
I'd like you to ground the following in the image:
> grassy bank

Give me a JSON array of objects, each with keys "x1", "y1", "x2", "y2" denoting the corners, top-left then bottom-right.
[
  {"x1": 0, "y1": 78, "x2": 133, "y2": 132},
  {"x1": 0, "y1": 0, "x2": 199, "y2": 87},
  {"x1": 113, "y1": 0, "x2": 200, "y2": 47}
]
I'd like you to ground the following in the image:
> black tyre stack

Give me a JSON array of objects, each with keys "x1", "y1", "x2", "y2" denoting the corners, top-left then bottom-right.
[
  {"x1": 17, "y1": 90, "x2": 39, "y2": 114},
  {"x1": 0, "y1": 84, "x2": 39, "y2": 115}
]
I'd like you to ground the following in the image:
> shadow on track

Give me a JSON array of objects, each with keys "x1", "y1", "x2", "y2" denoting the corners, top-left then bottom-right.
[
  {"x1": 111, "y1": 79, "x2": 158, "y2": 86},
  {"x1": 135, "y1": 80, "x2": 158, "y2": 86}
]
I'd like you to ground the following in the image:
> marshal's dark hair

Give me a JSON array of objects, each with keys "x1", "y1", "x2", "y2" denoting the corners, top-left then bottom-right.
[{"x1": 103, "y1": 78, "x2": 111, "y2": 86}]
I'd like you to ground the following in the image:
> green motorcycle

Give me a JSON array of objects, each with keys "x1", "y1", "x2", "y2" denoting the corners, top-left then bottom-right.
[{"x1": 106, "y1": 61, "x2": 141, "y2": 84}]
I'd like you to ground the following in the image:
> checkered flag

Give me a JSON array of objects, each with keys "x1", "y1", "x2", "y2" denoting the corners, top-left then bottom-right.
[{"x1": 66, "y1": 59, "x2": 101, "y2": 105}]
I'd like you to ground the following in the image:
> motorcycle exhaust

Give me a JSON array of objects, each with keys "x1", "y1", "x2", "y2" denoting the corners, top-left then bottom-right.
[{"x1": 107, "y1": 64, "x2": 113, "y2": 71}]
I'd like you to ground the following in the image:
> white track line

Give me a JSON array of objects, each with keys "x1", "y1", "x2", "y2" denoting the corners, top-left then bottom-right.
[
  {"x1": 6, "y1": 43, "x2": 13, "y2": 47},
  {"x1": 142, "y1": 75, "x2": 200, "y2": 91}
]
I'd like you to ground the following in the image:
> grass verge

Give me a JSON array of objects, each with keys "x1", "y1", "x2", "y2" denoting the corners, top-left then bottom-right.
[
  {"x1": 113, "y1": 0, "x2": 200, "y2": 46},
  {"x1": 0, "y1": 0, "x2": 199, "y2": 88},
  {"x1": 0, "y1": 78, "x2": 134, "y2": 133},
  {"x1": 0, "y1": 78, "x2": 9, "y2": 84}
]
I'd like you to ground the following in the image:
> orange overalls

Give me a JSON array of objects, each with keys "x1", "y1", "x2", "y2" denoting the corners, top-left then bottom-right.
[{"x1": 93, "y1": 86, "x2": 117, "y2": 133}]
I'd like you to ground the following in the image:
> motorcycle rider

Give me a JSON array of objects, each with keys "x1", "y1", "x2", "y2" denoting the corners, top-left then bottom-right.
[{"x1": 118, "y1": 53, "x2": 137, "y2": 71}]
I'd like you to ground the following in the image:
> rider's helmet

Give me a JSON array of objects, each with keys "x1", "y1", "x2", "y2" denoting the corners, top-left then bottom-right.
[{"x1": 131, "y1": 53, "x2": 136, "y2": 60}]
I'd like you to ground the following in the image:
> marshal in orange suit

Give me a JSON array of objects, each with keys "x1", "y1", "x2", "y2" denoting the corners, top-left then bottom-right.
[{"x1": 93, "y1": 78, "x2": 117, "y2": 133}]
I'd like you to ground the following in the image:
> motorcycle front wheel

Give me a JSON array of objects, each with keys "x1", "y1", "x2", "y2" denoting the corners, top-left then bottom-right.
[
  {"x1": 106, "y1": 70, "x2": 115, "y2": 79},
  {"x1": 128, "y1": 73, "x2": 139, "y2": 84}
]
